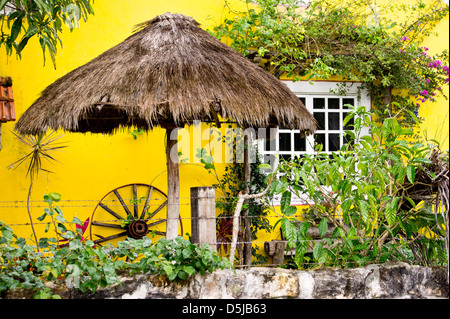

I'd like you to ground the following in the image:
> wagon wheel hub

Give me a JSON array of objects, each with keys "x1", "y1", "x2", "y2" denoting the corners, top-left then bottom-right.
[{"x1": 128, "y1": 219, "x2": 149, "y2": 239}]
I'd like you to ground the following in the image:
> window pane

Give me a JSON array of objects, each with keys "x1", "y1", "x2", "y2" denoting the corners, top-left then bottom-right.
[
  {"x1": 329, "y1": 133, "x2": 340, "y2": 151},
  {"x1": 280, "y1": 154, "x2": 292, "y2": 162},
  {"x1": 343, "y1": 131, "x2": 355, "y2": 147},
  {"x1": 343, "y1": 98, "x2": 354, "y2": 110},
  {"x1": 265, "y1": 137, "x2": 276, "y2": 151},
  {"x1": 299, "y1": 97, "x2": 306, "y2": 106},
  {"x1": 261, "y1": 154, "x2": 276, "y2": 173},
  {"x1": 279, "y1": 133, "x2": 291, "y2": 151},
  {"x1": 328, "y1": 98, "x2": 340, "y2": 109},
  {"x1": 343, "y1": 112, "x2": 354, "y2": 130},
  {"x1": 313, "y1": 98, "x2": 325, "y2": 109},
  {"x1": 294, "y1": 133, "x2": 306, "y2": 151},
  {"x1": 314, "y1": 133, "x2": 326, "y2": 151},
  {"x1": 314, "y1": 112, "x2": 325, "y2": 130},
  {"x1": 328, "y1": 113, "x2": 340, "y2": 130}
]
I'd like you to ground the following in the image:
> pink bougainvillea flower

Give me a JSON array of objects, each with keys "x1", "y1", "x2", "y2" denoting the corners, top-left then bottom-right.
[
  {"x1": 425, "y1": 78, "x2": 430, "y2": 83},
  {"x1": 420, "y1": 90, "x2": 428, "y2": 96}
]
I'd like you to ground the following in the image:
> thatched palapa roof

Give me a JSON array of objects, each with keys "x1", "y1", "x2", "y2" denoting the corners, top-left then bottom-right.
[{"x1": 15, "y1": 13, "x2": 316, "y2": 135}]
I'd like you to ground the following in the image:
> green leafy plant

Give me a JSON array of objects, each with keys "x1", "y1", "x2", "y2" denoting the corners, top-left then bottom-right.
[
  {"x1": 0, "y1": 0, "x2": 95, "y2": 66},
  {"x1": 8, "y1": 132, "x2": 66, "y2": 252},
  {"x1": 120, "y1": 237, "x2": 233, "y2": 282},
  {"x1": 129, "y1": 128, "x2": 145, "y2": 140},
  {"x1": 210, "y1": 0, "x2": 449, "y2": 127},
  {"x1": 0, "y1": 194, "x2": 233, "y2": 297},
  {"x1": 271, "y1": 106, "x2": 448, "y2": 269},
  {"x1": 195, "y1": 140, "x2": 271, "y2": 265}
]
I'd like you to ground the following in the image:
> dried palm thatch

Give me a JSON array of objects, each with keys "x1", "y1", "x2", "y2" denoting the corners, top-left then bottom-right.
[{"x1": 15, "y1": 13, "x2": 316, "y2": 135}]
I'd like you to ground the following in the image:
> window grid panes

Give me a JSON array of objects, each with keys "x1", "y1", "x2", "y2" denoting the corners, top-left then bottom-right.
[{"x1": 262, "y1": 95, "x2": 357, "y2": 164}]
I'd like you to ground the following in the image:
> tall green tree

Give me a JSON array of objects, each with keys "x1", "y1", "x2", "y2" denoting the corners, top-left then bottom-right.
[{"x1": 1, "y1": 0, "x2": 94, "y2": 66}]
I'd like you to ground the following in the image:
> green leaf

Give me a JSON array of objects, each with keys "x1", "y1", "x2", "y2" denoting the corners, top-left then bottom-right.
[
  {"x1": 298, "y1": 221, "x2": 310, "y2": 238},
  {"x1": 9, "y1": 14, "x2": 24, "y2": 44},
  {"x1": 284, "y1": 206, "x2": 297, "y2": 216},
  {"x1": 1, "y1": 228, "x2": 13, "y2": 240},
  {"x1": 57, "y1": 223, "x2": 67, "y2": 233},
  {"x1": 183, "y1": 265, "x2": 196, "y2": 276},
  {"x1": 0, "y1": 0, "x2": 9, "y2": 11},
  {"x1": 49, "y1": 192, "x2": 62, "y2": 202},
  {"x1": 313, "y1": 241, "x2": 323, "y2": 260},
  {"x1": 281, "y1": 218, "x2": 297, "y2": 249},
  {"x1": 38, "y1": 237, "x2": 50, "y2": 248},
  {"x1": 258, "y1": 163, "x2": 272, "y2": 170},
  {"x1": 359, "y1": 200, "x2": 370, "y2": 223},
  {"x1": 385, "y1": 197, "x2": 399, "y2": 226},
  {"x1": 406, "y1": 165, "x2": 415, "y2": 184},
  {"x1": 162, "y1": 264, "x2": 173, "y2": 276},
  {"x1": 17, "y1": 36, "x2": 30, "y2": 54},
  {"x1": 318, "y1": 218, "x2": 328, "y2": 237},
  {"x1": 280, "y1": 191, "x2": 291, "y2": 213}
]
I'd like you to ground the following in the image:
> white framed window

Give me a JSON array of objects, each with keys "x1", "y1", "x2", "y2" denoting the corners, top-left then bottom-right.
[{"x1": 258, "y1": 81, "x2": 371, "y2": 205}]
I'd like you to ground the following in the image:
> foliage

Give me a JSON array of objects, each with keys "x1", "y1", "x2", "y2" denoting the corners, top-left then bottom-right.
[
  {"x1": 196, "y1": 134, "x2": 271, "y2": 264},
  {"x1": 210, "y1": 0, "x2": 449, "y2": 126},
  {"x1": 8, "y1": 131, "x2": 66, "y2": 177},
  {"x1": 269, "y1": 106, "x2": 448, "y2": 269},
  {"x1": 0, "y1": 0, "x2": 94, "y2": 66},
  {"x1": 0, "y1": 193, "x2": 232, "y2": 298},
  {"x1": 214, "y1": 155, "x2": 272, "y2": 238},
  {"x1": 0, "y1": 221, "x2": 49, "y2": 296},
  {"x1": 8, "y1": 132, "x2": 66, "y2": 252},
  {"x1": 119, "y1": 237, "x2": 232, "y2": 283}
]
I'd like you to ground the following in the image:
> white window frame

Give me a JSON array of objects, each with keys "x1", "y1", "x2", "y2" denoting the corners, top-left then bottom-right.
[{"x1": 258, "y1": 80, "x2": 371, "y2": 206}]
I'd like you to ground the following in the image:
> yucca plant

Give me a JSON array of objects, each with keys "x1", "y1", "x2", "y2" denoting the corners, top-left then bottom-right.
[{"x1": 8, "y1": 131, "x2": 66, "y2": 252}]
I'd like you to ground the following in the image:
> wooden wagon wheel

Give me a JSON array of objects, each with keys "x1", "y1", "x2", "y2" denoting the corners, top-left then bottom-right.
[{"x1": 89, "y1": 183, "x2": 183, "y2": 246}]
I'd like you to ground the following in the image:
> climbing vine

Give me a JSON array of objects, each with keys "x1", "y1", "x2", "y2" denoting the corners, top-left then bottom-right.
[{"x1": 210, "y1": 0, "x2": 449, "y2": 127}]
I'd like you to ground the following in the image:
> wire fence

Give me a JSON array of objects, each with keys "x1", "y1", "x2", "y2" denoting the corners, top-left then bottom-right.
[
  {"x1": 1, "y1": 195, "x2": 445, "y2": 269},
  {"x1": 0, "y1": 195, "x2": 286, "y2": 263}
]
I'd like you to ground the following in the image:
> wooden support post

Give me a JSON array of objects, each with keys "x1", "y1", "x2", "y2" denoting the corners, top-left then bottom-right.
[
  {"x1": 0, "y1": 123, "x2": 2, "y2": 151},
  {"x1": 166, "y1": 128, "x2": 180, "y2": 240},
  {"x1": 190, "y1": 187, "x2": 216, "y2": 250}
]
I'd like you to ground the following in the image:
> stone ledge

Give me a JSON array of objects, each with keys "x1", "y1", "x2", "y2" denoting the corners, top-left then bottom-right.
[{"x1": 2, "y1": 262, "x2": 448, "y2": 299}]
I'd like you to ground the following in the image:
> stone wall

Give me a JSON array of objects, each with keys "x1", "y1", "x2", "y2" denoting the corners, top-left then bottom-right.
[{"x1": 2, "y1": 262, "x2": 448, "y2": 299}]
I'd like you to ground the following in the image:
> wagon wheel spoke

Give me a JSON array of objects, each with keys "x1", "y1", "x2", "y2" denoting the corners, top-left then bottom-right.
[
  {"x1": 140, "y1": 186, "x2": 153, "y2": 219},
  {"x1": 93, "y1": 231, "x2": 128, "y2": 244},
  {"x1": 99, "y1": 203, "x2": 122, "y2": 220},
  {"x1": 153, "y1": 231, "x2": 166, "y2": 236},
  {"x1": 147, "y1": 219, "x2": 166, "y2": 228},
  {"x1": 144, "y1": 200, "x2": 168, "y2": 222},
  {"x1": 133, "y1": 184, "x2": 139, "y2": 218},
  {"x1": 114, "y1": 189, "x2": 132, "y2": 217},
  {"x1": 91, "y1": 221, "x2": 123, "y2": 229}
]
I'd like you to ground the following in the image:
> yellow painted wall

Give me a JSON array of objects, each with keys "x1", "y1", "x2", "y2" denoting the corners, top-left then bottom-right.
[
  {"x1": 0, "y1": 0, "x2": 448, "y2": 262},
  {"x1": 0, "y1": 0, "x2": 247, "y2": 243},
  {"x1": 419, "y1": 14, "x2": 450, "y2": 150}
]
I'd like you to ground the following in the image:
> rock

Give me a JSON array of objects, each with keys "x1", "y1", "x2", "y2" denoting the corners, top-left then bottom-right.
[{"x1": 1, "y1": 263, "x2": 447, "y2": 299}]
